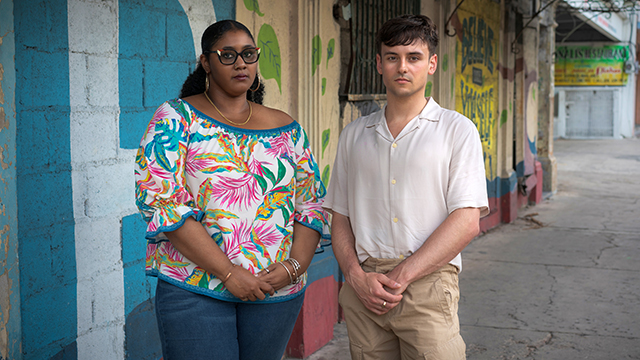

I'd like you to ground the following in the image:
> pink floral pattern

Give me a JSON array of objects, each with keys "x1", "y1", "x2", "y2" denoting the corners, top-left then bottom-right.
[{"x1": 135, "y1": 99, "x2": 330, "y2": 302}]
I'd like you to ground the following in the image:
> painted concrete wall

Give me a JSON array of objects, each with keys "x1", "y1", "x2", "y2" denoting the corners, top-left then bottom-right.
[
  {"x1": 433, "y1": 0, "x2": 543, "y2": 228},
  {"x1": 0, "y1": 0, "x2": 20, "y2": 359},
  {"x1": 6, "y1": 0, "x2": 229, "y2": 358},
  {"x1": 237, "y1": 1, "x2": 343, "y2": 357},
  {"x1": 2, "y1": 0, "x2": 550, "y2": 358},
  {"x1": 4, "y1": 0, "x2": 341, "y2": 358}
]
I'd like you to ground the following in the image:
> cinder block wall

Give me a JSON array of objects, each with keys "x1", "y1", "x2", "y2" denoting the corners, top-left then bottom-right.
[{"x1": 6, "y1": 1, "x2": 232, "y2": 359}]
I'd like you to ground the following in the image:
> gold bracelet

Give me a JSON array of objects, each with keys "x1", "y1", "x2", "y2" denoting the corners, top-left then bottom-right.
[{"x1": 222, "y1": 265, "x2": 235, "y2": 283}]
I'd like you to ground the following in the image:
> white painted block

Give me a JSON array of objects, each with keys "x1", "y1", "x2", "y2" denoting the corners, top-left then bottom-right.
[
  {"x1": 76, "y1": 319, "x2": 125, "y2": 360},
  {"x1": 70, "y1": 110, "x2": 118, "y2": 163},
  {"x1": 74, "y1": 217, "x2": 122, "y2": 278},
  {"x1": 72, "y1": 168, "x2": 89, "y2": 219},
  {"x1": 68, "y1": 0, "x2": 118, "y2": 56},
  {"x1": 87, "y1": 55, "x2": 119, "y2": 107},
  {"x1": 91, "y1": 269, "x2": 125, "y2": 326},
  {"x1": 85, "y1": 161, "x2": 136, "y2": 218},
  {"x1": 69, "y1": 52, "x2": 88, "y2": 107}
]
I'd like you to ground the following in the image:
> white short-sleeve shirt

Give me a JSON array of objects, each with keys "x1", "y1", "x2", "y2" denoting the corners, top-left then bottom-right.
[{"x1": 323, "y1": 98, "x2": 489, "y2": 269}]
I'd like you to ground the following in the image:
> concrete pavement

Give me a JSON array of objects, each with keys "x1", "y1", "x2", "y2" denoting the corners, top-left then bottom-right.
[{"x1": 294, "y1": 138, "x2": 640, "y2": 359}]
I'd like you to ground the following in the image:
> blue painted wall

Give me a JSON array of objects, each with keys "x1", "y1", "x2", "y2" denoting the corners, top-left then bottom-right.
[
  {"x1": 0, "y1": 0, "x2": 21, "y2": 359},
  {"x1": 119, "y1": 1, "x2": 235, "y2": 357},
  {"x1": 14, "y1": 0, "x2": 77, "y2": 358}
]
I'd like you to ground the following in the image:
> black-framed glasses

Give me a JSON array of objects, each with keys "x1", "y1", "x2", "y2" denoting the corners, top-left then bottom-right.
[{"x1": 205, "y1": 48, "x2": 261, "y2": 65}]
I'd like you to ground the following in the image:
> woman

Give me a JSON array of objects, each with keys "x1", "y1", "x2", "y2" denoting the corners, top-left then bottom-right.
[{"x1": 134, "y1": 20, "x2": 330, "y2": 360}]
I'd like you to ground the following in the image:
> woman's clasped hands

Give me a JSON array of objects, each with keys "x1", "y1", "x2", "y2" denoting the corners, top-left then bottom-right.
[{"x1": 222, "y1": 264, "x2": 274, "y2": 301}]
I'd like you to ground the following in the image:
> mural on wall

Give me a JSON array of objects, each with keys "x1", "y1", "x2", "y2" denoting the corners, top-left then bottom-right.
[
  {"x1": 555, "y1": 45, "x2": 630, "y2": 86},
  {"x1": 244, "y1": 0, "x2": 265, "y2": 16},
  {"x1": 258, "y1": 24, "x2": 282, "y2": 93},
  {"x1": 455, "y1": 0, "x2": 500, "y2": 182}
]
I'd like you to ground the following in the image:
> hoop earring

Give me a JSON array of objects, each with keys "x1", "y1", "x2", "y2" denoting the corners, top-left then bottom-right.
[
  {"x1": 250, "y1": 75, "x2": 261, "y2": 92},
  {"x1": 205, "y1": 74, "x2": 210, "y2": 93}
]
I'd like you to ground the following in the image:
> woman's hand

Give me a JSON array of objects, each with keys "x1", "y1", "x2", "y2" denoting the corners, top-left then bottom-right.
[
  {"x1": 223, "y1": 265, "x2": 275, "y2": 301},
  {"x1": 256, "y1": 262, "x2": 295, "y2": 292}
]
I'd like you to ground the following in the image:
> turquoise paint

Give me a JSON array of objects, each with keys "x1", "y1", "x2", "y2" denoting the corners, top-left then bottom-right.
[
  {"x1": 118, "y1": 0, "x2": 195, "y2": 150},
  {"x1": 122, "y1": 214, "x2": 161, "y2": 359},
  {"x1": 485, "y1": 171, "x2": 517, "y2": 199},
  {"x1": 119, "y1": 1, "x2": 234, "y2": 356},
  {"x1": 15, "y1": 0, "x2": 77, "y2": 358},
  {"x1": 211, "y1": 0, "x2": 235, "y2": 20},
  {"x1": 0, "y1": 0, "x2": 21, "y2": 359},
  {"x1": 529, "y1": 137, "x2": 537, "y2": 155},
  {"x1": 307, "y1": 247, "x2": 341, "y2": 284}
]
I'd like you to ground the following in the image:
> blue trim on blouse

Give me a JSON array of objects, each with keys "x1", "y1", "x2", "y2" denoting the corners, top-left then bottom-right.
[
  {"x1": 296, "y1": 219, "x2": 332, "y2": 253},
  {"x1": 179, "y1": 98, "x2": 301, "y2": 137},
  {"x1": 149, "y1": 270, "x2": 306, "y2": 303},
  {"x1": 145, "y1": 210, "x2": 205, "y2": 240}
]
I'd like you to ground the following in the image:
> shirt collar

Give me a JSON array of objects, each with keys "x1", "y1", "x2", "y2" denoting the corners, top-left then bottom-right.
[{"x1": 365, "y1": 97, "x2": 443, "y2": 129}]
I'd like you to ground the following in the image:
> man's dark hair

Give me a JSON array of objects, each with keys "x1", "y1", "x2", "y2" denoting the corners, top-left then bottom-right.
[{"x1": 376, "y1": 14, "x2": 438, "y2": 56}]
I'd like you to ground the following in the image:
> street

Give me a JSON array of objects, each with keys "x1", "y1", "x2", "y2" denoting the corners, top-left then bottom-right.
[{"x1": 299, "y1": 138, "x2": 640, "y2": 360}]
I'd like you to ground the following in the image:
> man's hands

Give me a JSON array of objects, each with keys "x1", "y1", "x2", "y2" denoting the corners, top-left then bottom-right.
[
  {"x1": 347, "y1": 268, "x2": 404, "y2": 315},
  {"x1": 223, "y1": 265, "x2": 274, "y2": 301}
]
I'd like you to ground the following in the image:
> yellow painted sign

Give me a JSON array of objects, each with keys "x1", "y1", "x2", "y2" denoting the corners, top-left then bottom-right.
[
  {"x1": 455, "y1": 0, "x2": 500, "y2": 181},
  {"x1": 555, "y1": 45, "x2": 629, "y2": 86}
]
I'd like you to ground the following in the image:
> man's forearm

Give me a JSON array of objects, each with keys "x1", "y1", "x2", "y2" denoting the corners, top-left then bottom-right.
[
  {"x1": 330, "y1": 212, "x2": 364, "y2": 284},
  {"x1": 388, "y1": 208, "x2": 481, "y2": 289}
]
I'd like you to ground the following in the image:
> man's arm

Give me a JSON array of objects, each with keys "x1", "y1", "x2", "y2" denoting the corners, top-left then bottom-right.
[
  {"x1": 386, "y1": 207, "x2": 480, "y2": 295},
  {"x1": 332, "y1": 212, "x2": 403, "y2": 315}
]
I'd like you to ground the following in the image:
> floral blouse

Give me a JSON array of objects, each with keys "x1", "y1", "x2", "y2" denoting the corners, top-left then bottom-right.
[{"x1": 135, "y1": 99, "x2": 330, "y2": 303}]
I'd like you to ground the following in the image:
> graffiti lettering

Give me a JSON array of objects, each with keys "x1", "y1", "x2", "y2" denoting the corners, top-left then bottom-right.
[
  {"x1": 460, "y1": 79, "x2": 494, "y2": 146},
  {"x1": 461, "y1": 16, "x2": 494, "y2": 74}
]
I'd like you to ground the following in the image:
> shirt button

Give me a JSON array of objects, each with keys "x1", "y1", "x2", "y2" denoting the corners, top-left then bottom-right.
[
  {"x1": 399, "y1": 254, "x2": 404, "y2": 259},
  {"x1": 391, "y1": 179, "x2": 396, "y2": 185},
  {"x1": 393, "y1": 217, "x2": 398, "y2": 223},
  {"x1": 392, "y1": 143, "x2": 398, "y2": 148}
]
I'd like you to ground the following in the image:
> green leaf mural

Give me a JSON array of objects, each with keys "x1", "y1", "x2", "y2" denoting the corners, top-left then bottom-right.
[
  {"x1": 312, "y1": 35, "x2": 322, "y2": 76},
  {"x1": 451, "y1": 74, "x2": 455, "y2": 99},
  {"x1": 442, "y1": 54, "x2": 448, "y2": 72},
  {"x1": 326, "y1": 38, "x2": 335, "y2": 69},
  {"x1": 500, "y1": 110, "x2": 508, "y2": 126},
  {"x1": 258, "y1": 24, "x2": 282, "y2": 93},
  {"x1": 425, "y1": 81, "x2": 433, "y2": 97},
  {"x1": 321, "y1": 128, "x2": 330, "y2": 158},
  {"x1": 322, "y1": 165, "x2": 331, "y2": 185},
  {"x1": 244, "y1": 0, "x2": 265, "y2": 16},
  {"x1": 322, "y1": 78, "x2": 327, "y2": 96}
]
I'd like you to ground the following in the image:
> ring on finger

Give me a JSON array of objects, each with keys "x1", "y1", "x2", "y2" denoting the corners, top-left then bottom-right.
[
  {"x1": 382, "y1": 301, "x2": 387, "y2": 308},
  {"x1": 265, "y1": 268, "x2": 270, "y2": 274}
]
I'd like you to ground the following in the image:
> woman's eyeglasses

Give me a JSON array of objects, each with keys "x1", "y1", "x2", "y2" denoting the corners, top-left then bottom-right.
[{"x1": 205, "y1": 48, "x2": 261, "y2": 65}]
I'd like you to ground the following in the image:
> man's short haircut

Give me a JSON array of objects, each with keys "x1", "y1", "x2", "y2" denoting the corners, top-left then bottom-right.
[{"x1": 376, "y1": 14, "x2": 438, "y2": 56}]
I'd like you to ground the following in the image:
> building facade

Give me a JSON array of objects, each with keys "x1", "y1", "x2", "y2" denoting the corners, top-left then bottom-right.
[{"x1": 0, "y1": 0, "x2": 555, "y2": 358}]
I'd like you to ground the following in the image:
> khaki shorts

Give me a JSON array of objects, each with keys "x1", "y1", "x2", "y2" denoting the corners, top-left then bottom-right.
[{"x1": 339, "y1": 258, "x2": 466, "y2": 360}]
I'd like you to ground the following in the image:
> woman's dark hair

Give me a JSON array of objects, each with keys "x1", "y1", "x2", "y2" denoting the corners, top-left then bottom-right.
[
  {"x1": 180, "y1": 20, "x2": 265, "y2": 104},
  {"x1": 376, "y1": 15, "x2": 438, "y2": 56}
]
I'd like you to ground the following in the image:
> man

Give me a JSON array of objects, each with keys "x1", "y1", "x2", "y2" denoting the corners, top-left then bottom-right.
[{"x1": 323, "y1": 14, "x2": 489, "y2": 359}]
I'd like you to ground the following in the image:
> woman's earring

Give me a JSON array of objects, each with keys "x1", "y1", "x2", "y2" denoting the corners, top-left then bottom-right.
[
  {"x1": 205, "y1": 74, "x2": 210, "y2": 93},
  {"x1": 250, "y1": 75, "x2": 261, "y2": 92}
]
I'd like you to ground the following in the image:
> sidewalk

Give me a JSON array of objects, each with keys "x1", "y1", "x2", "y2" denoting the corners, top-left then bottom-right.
[{"x1": 297, "y1": 138, "x2": 640, "y2": 359}]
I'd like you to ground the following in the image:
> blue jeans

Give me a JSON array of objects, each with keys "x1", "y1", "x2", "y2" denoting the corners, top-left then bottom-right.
[{"x1": 155, "y1": 279, "x2": 304, "y2": 360}]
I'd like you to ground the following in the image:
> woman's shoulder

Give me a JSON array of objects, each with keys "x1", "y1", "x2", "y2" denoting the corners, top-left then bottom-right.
[{"x1": 253, "y1": 103, "x2": 296, "y2": 129}]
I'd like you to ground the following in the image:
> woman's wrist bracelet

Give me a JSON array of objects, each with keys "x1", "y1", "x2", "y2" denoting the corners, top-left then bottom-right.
[
  {"x1": 278, "y1": 261, "x2": 294, "y2": 284},
  {"x1": 287, "y1": 258, "x2": 302, "y2": 284},
  {"x1": 222, "y1": 265, "x2": 235, "y2": 283}
]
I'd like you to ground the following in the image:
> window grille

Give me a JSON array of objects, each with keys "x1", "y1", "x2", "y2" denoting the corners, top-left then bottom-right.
[{"x1": 348, "y1": 0, "x2": 421, "y2": 99}]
